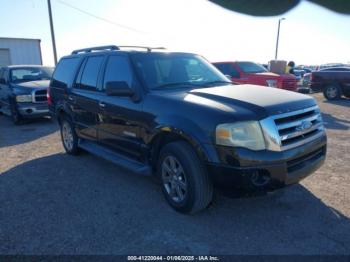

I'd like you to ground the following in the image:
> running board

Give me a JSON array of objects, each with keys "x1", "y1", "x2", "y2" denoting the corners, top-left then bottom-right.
[{"x1": 78, "y1": 140, "x2": 152, "y2": 176}]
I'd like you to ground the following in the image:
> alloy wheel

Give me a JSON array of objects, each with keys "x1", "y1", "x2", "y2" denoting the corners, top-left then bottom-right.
[
  {"x1": 62, "y1": 121, "x2": 74, "y2": 151},
  {"x1": 326, "y1": 86, "x2": 338, "y2": 99},
  {"x1": 161, "y1": 155, "x2": 188, "y2": 203}
]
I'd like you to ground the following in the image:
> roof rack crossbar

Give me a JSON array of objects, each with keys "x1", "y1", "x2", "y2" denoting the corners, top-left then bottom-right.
[
  {"x1": 71, "y1": 45, "x2": 119, "y2": 54},
  {"x1": 118, "y1": 46, "x2": 166, "y2": 52}
]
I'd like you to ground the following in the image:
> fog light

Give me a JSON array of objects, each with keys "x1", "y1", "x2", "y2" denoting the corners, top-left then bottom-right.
[{"x1": 250, "y1": 171, "x2": 271, "y2": 187}]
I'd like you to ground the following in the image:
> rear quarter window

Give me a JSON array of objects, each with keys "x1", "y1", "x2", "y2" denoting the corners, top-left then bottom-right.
[{"x1": 51, "y1": 57, "x2": 80, "y2": 89}]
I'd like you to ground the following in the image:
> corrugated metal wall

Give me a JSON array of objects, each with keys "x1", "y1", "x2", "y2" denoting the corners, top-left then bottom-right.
[{"x1": 0, "y1": 38, "x2": 42, "y2": 66}]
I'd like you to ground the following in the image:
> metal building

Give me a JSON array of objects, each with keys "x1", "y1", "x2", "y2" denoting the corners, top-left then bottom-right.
[{"x1": 0, "y1": 37, "x2": 43, "y2": 67}]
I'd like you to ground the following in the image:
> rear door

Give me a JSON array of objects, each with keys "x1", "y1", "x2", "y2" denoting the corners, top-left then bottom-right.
[
  {"x1": 340, "y1": 71, "x2": 350, "y2": 95},
  {"x1": 69, "y1": 55, "x2": 105, "y2": 140},
  {"x1": 97, "y1": 54, "x2": 143, "y2": 160}
]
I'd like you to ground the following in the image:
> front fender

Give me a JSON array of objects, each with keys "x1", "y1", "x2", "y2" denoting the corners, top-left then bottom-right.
[{"x1": 145, "y1": 115, "x2": 220, "y2": 163}]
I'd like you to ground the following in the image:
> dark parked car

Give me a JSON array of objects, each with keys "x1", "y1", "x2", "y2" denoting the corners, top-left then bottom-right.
[
  {"x1": 309, "y1": 67, "x2": 350, "y2": 100},
  {"x1": 0, "y1": 65, "x2": 54, "y2": 124},
  {"x1": 49, "y1": 45, "x2": 327, "y2": 214}
]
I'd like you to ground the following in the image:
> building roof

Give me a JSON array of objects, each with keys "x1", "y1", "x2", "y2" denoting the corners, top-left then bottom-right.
[{"x1": 0, "y1": 37, "x2": 41, "y2": 42}]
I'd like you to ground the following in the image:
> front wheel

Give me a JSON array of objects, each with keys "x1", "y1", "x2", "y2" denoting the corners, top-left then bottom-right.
[
  {"x1": 9, "y1": 100, "x2": 22, "y2": 125},
  {"x1": 323, "y1": 84, "x2": 341, "y2": 100},
  {"x1": 60, "y1": 117, "x2": 79, "y2": 155},
  {"x1": 157, "y1": 141, "x2": 213, "y2": 214}
]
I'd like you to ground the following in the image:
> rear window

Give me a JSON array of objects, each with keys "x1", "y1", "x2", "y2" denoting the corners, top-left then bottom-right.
[
  {"x1": 79, "y1": 56, "x2": 104, "y2": 91},
  {"x1": 51, "y1": 57, "x2": 80, "y2": 89}
]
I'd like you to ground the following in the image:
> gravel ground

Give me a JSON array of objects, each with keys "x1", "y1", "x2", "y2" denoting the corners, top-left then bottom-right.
[{"x1": 0, "y1": 93, "x2": 349, "y2": 255}]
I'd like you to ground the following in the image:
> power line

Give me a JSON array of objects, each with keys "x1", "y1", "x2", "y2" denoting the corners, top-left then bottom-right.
[{"x1": 55, "y1": 0, "x2": 147, "y2": 34}]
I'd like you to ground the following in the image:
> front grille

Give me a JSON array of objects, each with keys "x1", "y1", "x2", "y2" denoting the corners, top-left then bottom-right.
[
  {"x1": 33, "y1": 89, "x2": 47, "y2": 103},
  {"x1": 274, "y1": 106, "x2": 324, "y2": 151}
]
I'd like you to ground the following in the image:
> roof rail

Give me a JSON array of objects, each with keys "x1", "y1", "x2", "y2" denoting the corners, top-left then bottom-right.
[
  {"x1": 118, "y1": 46, "x2": 166, "y2": 52},
  {"x1": 71, "y1": 45, "x2": 119, "y2": 55}
]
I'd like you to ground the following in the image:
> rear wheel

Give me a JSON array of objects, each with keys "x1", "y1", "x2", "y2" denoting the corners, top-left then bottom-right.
[
  {"x1": 60, "y1": 116, "x2": 79, "y2": 155},
  {"x1": 323, "y1": 84, "x2": 341, "y2": 100},
  {"x1": 157, "y1": 141, "x2": 213, "y2": 214}
]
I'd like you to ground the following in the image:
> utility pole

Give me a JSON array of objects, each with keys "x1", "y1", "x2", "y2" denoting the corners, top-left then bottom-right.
[
  {"x1": 47, "y1": 0, "x2": 58, "y2": 65},
  {"x1": 275, "y1": 18, "x2": 285, "y2": 60}
]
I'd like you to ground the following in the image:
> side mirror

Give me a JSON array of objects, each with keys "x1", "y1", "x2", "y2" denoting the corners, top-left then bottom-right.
[
  {"x1": 105, "y1": 81, "x2": 134, "y2": 97},
  {"x1": 224, "y1": 75, "x2": 232, "y2": 81},
  {"x1": 0, "y1": 78, "x2": 6, "y2": 84}
]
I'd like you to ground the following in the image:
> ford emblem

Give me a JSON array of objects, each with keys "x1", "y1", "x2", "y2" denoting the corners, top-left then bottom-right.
[{"x1": 296, "y1": 120, "x2": 313, "y2": 131}]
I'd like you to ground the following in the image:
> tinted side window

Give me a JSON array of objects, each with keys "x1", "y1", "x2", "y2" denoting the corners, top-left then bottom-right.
[
  {"x1": 103, "y1": 56, "x2": 132, "y2": 89},
  {"x1": 80, "y1": 56, "x2": 104, "y2": 91},
  {"x1": 214, "y1": 63, "x2": 239, "y2": 78},
  {"x1": 52, "y1": 58, "x2": 80, "y2": 89}
]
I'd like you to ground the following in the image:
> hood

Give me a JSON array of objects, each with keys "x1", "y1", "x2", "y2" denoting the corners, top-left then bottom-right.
[
  {"x1": 188, "y1": 84, "x2": 316, "y2": 116},
  {"x1": 13, "y1": 80, "x2": 50, "y2": 89},
  {"x1": 253, "y1": 72, "x2": 279, "y2": 77}
]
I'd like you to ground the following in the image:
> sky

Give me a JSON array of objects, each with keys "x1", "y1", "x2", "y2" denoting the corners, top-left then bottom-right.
[{"x1": 1, "y1": 0, "x2": 350, "y2": 66}]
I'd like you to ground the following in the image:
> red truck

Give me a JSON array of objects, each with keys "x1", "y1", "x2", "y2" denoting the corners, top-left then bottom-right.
[{"x1": 213, "y1": 61, "x2": 297, "y2": 91}]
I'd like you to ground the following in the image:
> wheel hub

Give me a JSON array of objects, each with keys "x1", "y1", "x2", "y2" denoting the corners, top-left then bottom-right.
[
  {"x1": 326, "y1": 86, "x2": 337, "y2": 98},
  {"x1": 161, "y1": 155, "x2": 188, "y2": 203}
]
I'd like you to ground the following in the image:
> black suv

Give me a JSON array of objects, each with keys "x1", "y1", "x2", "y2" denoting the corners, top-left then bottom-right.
[{"x1": 49, "y1": 45, "x2": 327, "y2": 214}]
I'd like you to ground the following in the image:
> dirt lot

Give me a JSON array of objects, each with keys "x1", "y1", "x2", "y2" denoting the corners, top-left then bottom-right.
[{"x1": 0, "y1": 93, "x2": 349, "y2": 255}]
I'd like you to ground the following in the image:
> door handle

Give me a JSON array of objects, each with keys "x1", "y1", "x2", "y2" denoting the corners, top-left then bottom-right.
[
  {"x1": 68, "y1": 95, "x2": 75, "y2": 102},
  {"x1": 99, "y1": 102, "x2": 106, "y2": 108}
]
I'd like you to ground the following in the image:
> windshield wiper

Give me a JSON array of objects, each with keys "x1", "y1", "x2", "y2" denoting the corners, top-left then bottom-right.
[
  {"x1": 201, "y1": 80, "x2": 234, "y2": 87},
  {"x1": 154, "y1": 82, "x2": 200, "y2": 89}
]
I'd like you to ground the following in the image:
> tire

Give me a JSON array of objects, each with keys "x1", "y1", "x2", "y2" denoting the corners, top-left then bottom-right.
[
  {"x1": 60, "y1": 116, "x2": 79, "y2": 155},
  {"x1": 323, "y1": 84, "x2": 341, "y2": 100},
  {"x1": 157, "y1": 141, "x2": 213, "y2": 214},
  {"x1": 9, "y1": 100, "x2": 22, "y2": 125}
]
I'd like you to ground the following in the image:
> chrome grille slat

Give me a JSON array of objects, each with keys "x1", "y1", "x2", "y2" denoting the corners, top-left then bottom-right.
[
  {"x1": 280, "y1": 122, "x2": 323, "y2": 141},
  {"x1": 281, "y1": 130, "x2": 324, "y2": 151},
  {"x1": 277, "y1": 113, "x2": 320, "y2": 130}
]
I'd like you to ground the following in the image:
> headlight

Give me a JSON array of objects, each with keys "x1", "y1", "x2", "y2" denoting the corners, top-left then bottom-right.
[
  {"x1": 16, "y1": 95, "x2": 32, "y2": 103},
  {"x1": 266, "y1": 79, "x2": 277, "y2": 87},
  {"x1": 216, "y1": 121, "x2": 266, "y2": 150}
]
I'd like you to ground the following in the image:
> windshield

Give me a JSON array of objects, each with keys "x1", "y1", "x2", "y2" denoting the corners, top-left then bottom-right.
[
  {"x1": 131, "y1": 53, "x2": 230, "y2": 90},
  {"x1": 237, "y1": 62, "x2": 268, "y2": 73},
  {"x1": 10, "y1": 67, "x2": 54, "y2": 83}
]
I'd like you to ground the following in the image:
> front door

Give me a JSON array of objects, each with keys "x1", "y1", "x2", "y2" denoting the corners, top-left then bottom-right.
[
  {"x1": 97, "y1": 54, "x2": 143, "y2": 161},
  {"x1": 69, "y1": 55, "x2": 105, "y2": 140},
  {"x1": 0, "y1": 68, "x2": 12, "y2": 115}
]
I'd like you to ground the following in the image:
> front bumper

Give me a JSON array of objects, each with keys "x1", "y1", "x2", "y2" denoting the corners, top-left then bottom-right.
[
  {"x1": 206, "y1": 133, "x2": 327, "y2": 190},
  {"x1": 17, "y1": 103, "x2": 50, "y2": 118}
]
